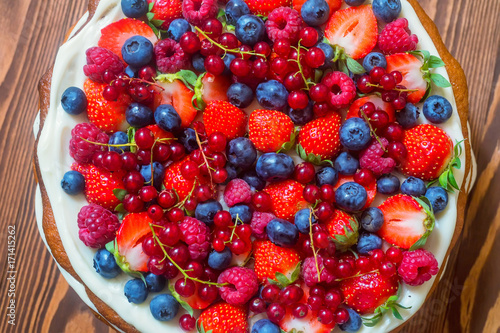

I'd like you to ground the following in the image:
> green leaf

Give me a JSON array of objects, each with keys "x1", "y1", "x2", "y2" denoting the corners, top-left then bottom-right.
[
  {"x1": 279, "y1": 131, "x2": 297, "y2": 153},
  {"x1": 392, "y1": 307, "x2": 403, "y2": 320},
  {"x1": 409, "y1": 233, "x2": 429, "y2": 251},
  {"x1": 448, "y1": 172, "x2": 459, "y2": 191},
  {"x1": 192, "y1": 73, "x2": 206, "y2": 111},
  {"x1": 217, "y1": 8, "x2": 225, "y2": 19},
  {"x1": 105, "y1": 240, "x2": 116, "y2": 254},
  {"x1": 439, "y1": 171, "x2": 449, "y2": 189},
  {"x1": 275, "y1": 272, "x2": 290, "y2": 287},
  {"x1": 150, "y1": 19, "x2": 165, "y2": 27},
  {"x1": 177, "y1": 70, "x2": 198, "y2": 88},
  {"x1": 346, "y1": 56, "x2": 366, "y2": 75},
  {"x1": 168, "y1": 281, "x2": 194, "y2": 317},
  {"x1": 127, "y1": 127, "x2": 137, "y2": 153},
  {"x1": 430, "y1": 73, "x2": 452, "y2": 87},
  {"x1": 115, "y1": 203, "x2": 127, "y2": 215},
  {"x1": 113, "y1": 188, "x2": 127, "y2": 201},
  {"x1": 146, "y1": 12, "x2": 155, "y2": 21},
  {"x1": 428, "y1": 55, "x2": 446, "y2": 68},
  {"x1": 338, "y1": 60, "x2": 349, "y2": 75},
  {"x1": 290, "y1": 262, "x2": 301, "y2": 283},
  {"x1": 267, "y1": 278, "x2": 281, "y2": 287},
  {"x1": 148, "y1": 0, "x2": 154, "y2": 11}
]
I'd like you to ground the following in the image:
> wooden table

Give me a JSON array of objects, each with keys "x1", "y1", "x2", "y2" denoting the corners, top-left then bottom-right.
[{"x1": 0, "y1": 0, "x2": 498, "y2": 332}]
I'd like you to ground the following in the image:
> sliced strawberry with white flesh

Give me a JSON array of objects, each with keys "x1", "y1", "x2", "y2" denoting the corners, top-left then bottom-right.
[
  {"x1": 280, "y1": 310, "x2": 335, "y2": 333},
  {"x1": 201, "y1": 73, "x2": 231, "y2": 104},
  {"x1": 116, "y1": 212, "x2": 152, "y2": 272},
  {"x1": 324, "y1": 5, "x2": 378, "y2": 60},
  {"x1": 377, "y1": 194, "x2": 435, "y2": 250},
  {"x1": 347, "y1": 95, "x2": 396, "y2": 122},
  {"x1": 386, "y1": 53, "x2": 427, "y2": 104}
]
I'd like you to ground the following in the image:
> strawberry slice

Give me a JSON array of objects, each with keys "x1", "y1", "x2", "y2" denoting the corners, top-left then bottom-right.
[
  {"x1": 201, "y1": 73, "x2": 231, "y2": 104},
  {"x1": 116, "y1": 212, "x2": 152, "y2": 272},
  {"x1": 386, "y1": 53, "x2": 427, "y2": 103},
  {"x1": 154, "y1": 80, "x2": 198, "y2": 128},
  {"x1": 377, "y1": 194, "x2": 435, "y2": 250},
  {"x1": 325, "y1": 5, "x2": 378, "y2": 60},
  {"x1": 334, "y1": 175, "x2": 376, "y2": 209},
  {"x1": 347, "y1": 95, "x2": 395, "y2": 122},
  {"x1": 98, "y1": 18, "x2": 157, "y2": 61},
  {"x1": 293, "y1": 0, "x2": 341, "y2": 15}
]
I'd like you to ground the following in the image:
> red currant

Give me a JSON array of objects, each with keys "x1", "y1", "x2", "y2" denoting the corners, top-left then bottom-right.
[
  {"x1": 147, "y1": 204, "x2": 164, "y2": 221},
  {"x1": 179, "y1": 314, "x2": 196, "y2": 332},
  {"x1": 318, "y1": 308, "x2": 334, "y2": 325},
  {"x1": 334, "y1": 308, "x2": 350, "y2": 324},
  {"x1": 203, "y1": 19, "x2": 223, "y2": 38},
  {"x1": 303, "y1": 184, "x2": 320, "y2": 203},
  {"x1": 175, "y1": 278, "x2": 196, "y2": 297},
  {"x1": 273, "y1": 39, "x2": 291, "y2": 57},
  {"x1": 271, "y1": 57, "x2": 289, "y2": 75},
  {"x1": 386, "y1": 247, "x2": 403, "y2": 264},
  {"x1": 292, "y1": 303, "x2": 309, "y2": 319},
  {"x1": 315, "y1": 202, "x2": 334, "y2": 221},
  {"x1": 123, "y1": 194, "x2": 144, "y2": 213},
  {"x1": 254, "y1": 42, "x2": 271, "y2": 57},
  {"x1": 309, "y1": 83, "x2": 329, "y2": 102},
  {"x1": 354, "y1": 168, "x2": 375, "y2": 186},
  {"x1": 205, "y1": 55, "x2": 225, "y2": 75},
  {"x1": 102, "y1": 151, "x2": 123, "y2": 172},
  {"x1": 305, "y1": 47, "x2": 326, "y2": 68},
  {"x1": 139, "y1": 185, "x2": 158, "y2": 202},
  {"x1": 219, "y1": 33, "x2": 239, "y2": 49},
  {"x1": 207, "y1": 132, "x2": 227, "y2": 152},
  {"x1": 299, "y1": 27, "x2": 318, "y2": 47},
  {"x1": 357, "y1": 75, "x2": 374, "y2": 93},
  {"x1": 158, "y1": 189, "x2": 176, "y2": 208},
  {"x1": 380, "y1": 73, "x2": 397, "y2": 90},
  {"x1": 159, "y1": 222, "x2": 181, "y2": 246},
  {"x1": 180, "y1": 32, "x2": 201, "y2": 54},
  {"x1": 267, "y1": 303, "x2": 286, "y2": 324},
  {"x1": 103, "y1": 86, "x2": 118, "y2": 101}
]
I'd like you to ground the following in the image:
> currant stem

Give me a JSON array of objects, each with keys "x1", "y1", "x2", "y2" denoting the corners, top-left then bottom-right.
[
  {"x1": 334, "y1": 269, "x2": 380, "y2": 282},
  {"x1": 359, "y1": 110, "x2": 388, "y2": 153},
  {"x1": 195, "y1": 131, "x2": 213, "y2": 184},
  {"x1": 308, "y1": 210, "x2": 321, "y2": 283},
  {"x1": 366, "y1": 83, "x2": 418, "y2": 93}
]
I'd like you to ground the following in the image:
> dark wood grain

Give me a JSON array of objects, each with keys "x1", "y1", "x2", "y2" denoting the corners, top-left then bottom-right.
[{"x1": 0, "y1": 0, "x2": 498, "y2": 332}]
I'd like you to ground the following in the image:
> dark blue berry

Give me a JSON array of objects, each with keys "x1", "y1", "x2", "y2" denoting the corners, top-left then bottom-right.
[
  {"x1": 423, "y1": 95, "x2": 453, "y2": 124},
  {"x1": 372, "y1": 0, "x2": 402, "y2": 23},
  {"x1": 316, "y1": 166, "x2": 339, "y2": 186},
  {"x1": 334, "y1": 152, "x2": 359, "y2": 176},
  {"x1": 195, "y1": 199, "x2": 223, "y2": 225},
  {"x1": 227, "y1": 137, "x2": 257, "y2": 170},
  {"x1": 224, "y1": 163, "x2": 240, "y2": 184},
  {"x1": 425, "y1": 187, "x2": 448, "y2": 213},
  {"x1": 340, "y1": 117, "x2": 372, "y2": 151},
  {"x1": 208, "y1": 247, "x2": 233, "y2": 270},
  {"x1": 345, "y1": 0, "x2": 366, "y2": 5},
  {"x1": 122, "y1": 35, "x2": 154, "y2": 68},
  {"x1": 140, "y1": 162, "x2": 165, "y2": 189},
  {"x1": 149, "y1": 294, "x2": 180, "y2": 321},
  {"x1": 178, "y1": 128, "x2": 198, "y2": 153},
  {"x1": 225, "y1": 0, "x2": 251, "y2": 25},
  {"x1": 154, "y1": 104, "x2": 181, "y2": 133},
  {"x1": 192, "y1": 53, "x2": 206, "y2": 72},
  {"x1": 362, "y1": 52, "x2": 387, "y2": 71},
  {"x1": 124, "y1": 278, "x2": 148, "y2": 304},
  {"x1": 339, "y1": 307, "x2": 362, "y2": 332},
  {"x1": 61, "y1": 170, "x2": 85, "y2": 195},
  {"x1": 317, "y1": 42, "x2": 334, "y2": 69},
  {"x1": 121, "y1": 0, "x2": 148, "y2": 18},
  {"x1": 255, "y1": 153, "x2": 295, "y2": 182},
  {"x1": 230, "y1": 204, "x2": 253, "y2": 224},
  {"x1": 125, "y1": 65, "x2": 137, "y2": 78},
  {"x1": 145, "y1": 273, "x2": 166, "y2": 292},
  {"x1": 256, "y1": 80, "x2": 289, "y2": 111},
  {"x1": 241, "y1": 170, "x2": 266, "y2": 191},
  {"x1": 266, "y1": 218, "x2": 299, "y2": 247},
  {"x1": 126, "y1": 102, "x2": 155, "y2": 128},
  {"x1": 377, "y1": 174, "x2": 400, "y2": 194},
  {"x1": 235, "y1": 15, "x2": 266, "y2": 46},
  {"x1": 252, "y1": 319, "x2": 281, "y2": 333},
  {"x1": 335, "y1": 182, "x2": 368, "y2": 212},
  {"x1": 401, "y1": 176, "x2": 426, "y2": 197},
  {"x1": 287, "y1": 102, "x2": 314, "y2": 125},
  {"x1": 294, "y1": 208, "x2": 317, "y2": 234},
  {"x1": 396, "y1": 103, "x2": 420, "y2": 129},
  {"x1": 357, "y1": 233, "x2": 383, "y2": 254},
  {"x1": 360, "y1": 207, "x2": 384, "y2": 232},
  {"x1": 227, "y1": 82, "x2": 254, "y2": 108},
  {"x1": 167, "y1": 18, "x2": 191, "y2": 42},
  {"x1": 61, "y1": 87, "x2": 87, "y2": 115},
  {"x1": 301, "y1": 0, "x2": 330, "y2": 26},
  {"x1": 93, "y1": 249, "x2": 121, "y2": 279},
  {"x1": 109, "y1": 131, "x2": 130, "y2": 153}
]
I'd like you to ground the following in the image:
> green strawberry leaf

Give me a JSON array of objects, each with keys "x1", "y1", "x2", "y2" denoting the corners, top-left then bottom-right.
[
  {"x1": 338, "y1": 60, "x2": 349, "y2": 75},
  {"x1": 192, "y1": 73, "x2": 206, "y2": 111},
  {"x1": 113, "y1": 188, "x2": 127, "y2": 201},
  {"x1": 148, "y1": 1, "x2": 154, "y2": 11},
  {"x1": 146, "y1": 12, "x2": 155, "y2": 21},
  {"x1": 168, "y1": 280, "x2": 194, "y2": 317},
  {"x1": 428, "y1": 55, "x2": 446, "y2": 68},
  {"x1": 150, "y1": 19, "x2": 165, "y2": 27},
  {"x1": 430, "y1": 73, "x2": 451, "y2": 88},
  {"x1": 409, "y1": 196, "x2": 435, "y2": 251},
  {"x1": 217, "y1": 8, "x2": 225, "y2": 19},
  {"x1": 346, "y1": 56, "x2": 366, "y2": 75},
  {"x1": 156, "y1": 70, "x2": 198, "y2": 90},
  {"x1": 275, "y1": 272, "x2": 290, "y2": 288},
  {"x1": 279, "y1": 130, "x2": 297, "y2": 153},
  {"x1": 127, "y1": 127, "x2": 137, "y2": 153},
  {"x1": 290, "y1": 262, "x2": 301, "y2": 283},
  {"x1": 105, "y1": 239, "x2": 116, "y2": 254},
  {"x1": 428, "y1": 140, "x2": 464, "y2": 192},
  {"x1": 114, "y1": 203, "x2": 127, "y2": 220},
  {"x1": 197, "y1": 321, "x2": 213, "y2": 333},
  {"x1": 362, "y1": 284, "x2": 410, "y2": 327}
]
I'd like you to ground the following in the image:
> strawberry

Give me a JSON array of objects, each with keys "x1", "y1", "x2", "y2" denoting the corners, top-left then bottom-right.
[
  {"x1": 293, "y1": 0, "x2": 341, "y2": 15},
  {"x1": 400, "y1": 124, "x2": 453, "y2": 180},
  {"x1": 203, "y1": 100, "x2": 247, "y2": 140},
  {"x1": 325, "y1": 5, "x2": 378, "y2": 60},
  {"x1": 377, "y1": 194, "x2": 435, "y2": 250},
  {"x1": 347, "y1": 95, "x2": 395, "y2": 122},
  {"x1": 146, "y1": 124, "x2": 174, "y2": 142},
  {"x1": 84, "y1": 79, "x2": 132, "y2": 133},
  {"x1": 386, "y1": 53, "x2": 427, "y2": 104},
  {"x1": 201, "y1": 73, "x2": 232, "y2": 104},
  {"x1": 116, "y1": 212, "x2": 152, "y2": 272},
  {"x1": 324, "y1": 209, "x2": 359, "y2": 249},
  {"x1": 154, "y1": 80, "x2": 198, "y2": 128},
  {"x1": 334, "y1": 175, "x2": 377, "y2": 209},
  {"x1": 253, "y1": 240, "x2": 301, "y2": 284},
  {"x1": 147, "y1": 0, "x2": 183, "y2": 29},
  {"x1": 340, "y1": 270, "x2": 399, "y2": 314},
  {"x1": 245, "y1": 0, "x2": 292, "y2": 16},
  {"x1": 297, "y1": 112, "x2": 342, "y2": 163},
  {"x1": 248, "y1": 109, "x2": 295, "y2": 153},
  {"x1": 72, "y1": 163, "x2": 126, "y2": 211},
  {"x1": 263, "y1": 180, "x2": 308, "y2": 221},
  {"x1": 197, "y1": 302, "x2": 248, "y2": 333},
  {"x1": 163, "y1": 157, "x2": 211, "y2": 201},
  {"x1": 98, "y1": 18, "x2": 157, "y2": 61}
]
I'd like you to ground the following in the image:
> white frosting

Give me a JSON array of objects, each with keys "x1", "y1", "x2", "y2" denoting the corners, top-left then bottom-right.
[{"x1": 34, "y1": 0, "x2": 475, "y2": 331}]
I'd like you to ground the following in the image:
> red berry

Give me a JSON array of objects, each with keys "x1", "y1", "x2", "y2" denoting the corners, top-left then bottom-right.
[
  {"x1": 293, "y1": 162, "x2": 316, "y2": 184},
  {"x1": 123, "y1": 194, "x2": 144, "y2": 213},
  {"x1": 169, "y1": 244, "x2": 190, "y2": 265},
  {"x1": 142, "y1": 236, "x2": 163, "y2": 256},
  {"x1": 353, "y1": 168, "x2": 376, "y2": 187},
  {"x1": 139, "y1": 186, "x2": 158, "y2": 202},
  {"x1": 315, "y1": 202, "x2": 334, "y2": 221},
  {"x1": 158, "y1": 189, "x2": 177, "y2": 208},
  {"x1": 205, "y1": 55, "x2": 225, "y2": 75},
  {"x1": 159, "y1": 223, "x2": 181, "y2": 246},
  {"x1": 380, "y1": 261, "x2": 397, "y2": 276},
  {"x1": 251, "y1": 192, "x2": 272, "y2": 212},
  {"x1": 230, "y1": 238, "x2": 247, "y2": 255},
  {"x1": 288, "y1": 90, "x2": 309, "y2": 109},
  {"x1": 380, "y1": 73, "x2": 397, "y2": 90},
  {"x1": 135, "y1": 128, "x2": 155, "y2": 150},
  {"x1": 355, "y1": 256, "x2": 372, "y2": 272},
  {"x1": 230, "y1": 58, "x2": 252, "y2": 77},
  {"x1": 313, "y1": 102, "x2": 330, "y2": 117},
  {"x1": 267, "y1": 303, "x2": 286, "y2": 324},
  {"x1": 283, "y1": 72, "x2": 305, "y2": 91},
  {"x1": 292, "y1": 303, "x2": 309, "y2": 319},
  {"x1": 360, "y1": 102, "x2": 376, "y2": 117},
  {"x1": 280, "y1": 285, "x2": 304, "y2": 305},
  {"x1": 309, "y1": 83, "x2": 329, "y2": 102},
  {"x1": 370, "y1": 110, "x2": 390, "y2": 129},
  {"x1": 103, "y1": 86, "x2": 119, "y2": 101},
  {"x1": 324, "y1": 289, "x2": 342, "y2": 310},
  {"x1": 334, "y1": 308, "x2": 350, "y2": 324},
  {"x1": 102, "y1": 151, "x2": 123, "y2": 172},
  {"x1": 392, "y1": 96, "x2": 407, "y2": 109},
  {"x1": 184, "y1": 197, "x2": 198, "y2": 211},
  {"x1": 387, "y1": 141, "x2": 408, "y2": 162},
  {"x1": 305, "y1": 47, "x2": 325, "y2": 68},
  {"x1": 336, "y1": 262, "x2": 353, "y2": 278},
  {"x1": 148, "y1": 255, "x2": 168, "y2": 275},
  {"x1": 212, "y1": 238, "x2": 225, "y2": 252},
  {"x1": 153, "y1": 143, "x2": 172, "y2": 162},
  {"x1": 175, "y1": 278, "x2": 196, "y2": 297},
  {"x1": 249, "y1": 298, "x2": 267, "y2": 314},
  {"x1": 138, "y1": 66, "x2": 156, "y2": 81},
  {"x1": 357, "y1": 75, "x2": 373, "y2": 93},
  {"x1": 219, "y1": 33, "x2": 239, "y2": 49},
  {"x1": 308, "y1": 295, "x2": 323, "y2": 311},
  {"x1": 383, "y1": 123, "x2": 405, "y2": 142},
  {"x1": 238, "y1": 45, "x2": 253, "y2": 60},
  {"x1": 147, "y1": 204, "x2": 164, "y2": 221},
  {"x1": 198, "y1": 284, "x2": 218, "y2": 302},
  {"x1": 303, "y1": 184, "x2": 320, "y2": 203},
  {"x1": 386, "y1": 246, "x2": 403, "y2": 264},
  {"x1": 299, "y1": 27, "x2": 318, "y2": 47},
  {"x1": 123, "y1": 171, "x2": 144, "y2": 193},
  {"x1": 252, "y1": 58, "x2": 269, "y2": 79},
  {"x1": 314, "y1": 231, "x2": 330, "y2": 249},
  {"x1": 214, "y1": 210, "x2": 232, "y2": 228},
  {"x1": 369, "y1": 66, "x2": 385, "y2": 83},
  {"x1": 121, "y1": 152, "x2": 138, "y2": 171},
  {"x1": 261, "y1": 285, "x2": 280, "y2": 303},
  {"x1": 185, "y1": 261, "x2": 203, "y2": 278},
  {"x1": 169, "y1": 142, "x2": 186, "y2": 161},
  {"x1": 194, "y1": 184, "x2": 213, "y2": 202},
  {"x1": 274, "y1": 39, "x2": 291, "y2": 57},
  {"x1": 179, "y1": 314, "x2": 196, "y2": 331},
  {"x1": 254, "y1": 42, "x2": 271, "y2": 57},
  {"x1": 271, "y1": 57, "x2": 289, "y2": 75},
  {"x1": 318, "y1": 308, "x2": 334, "y2": 325},
  {"x1": 180, "y1": 32, "x2": 201, "y2": 54},
  {"x1": 203, "y1": 19, "x2": 223, "y2": 38},
  {"x1": 213, "y1": 168, "x2": 228, "y2": 183},
  {"x1": 167, "y1": 207, "x2": 184, "y2": 222},
  {"x1": 320, "y1": 184, "x2": 335, "y2": 203},
  {"x1": 391, "y1": 70, "x2": 403, "y2": 83},
  {"x1": 370, "y1": 248, "x2": 385, "y2": 265},
  {"x1": 207, "y1": 132, "x2": 227, "y2": 152},
  {"x1": 181, "y1": 160, "x2": 200, "y2": 180}
]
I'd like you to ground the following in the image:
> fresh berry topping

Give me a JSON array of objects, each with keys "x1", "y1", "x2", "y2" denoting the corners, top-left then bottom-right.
[
  {"x1": 325, "y1": 209, "x2": 359, "y2": 249},
  {"x1": 359, "y1": 138, "x2": 396, "y2": 177},
  {"x1": 83, "y1": 47, "x2": 124, "y2": 83},
  {"x1": 265, "y1": 7, "x2": 303, "y2": 43},
  {"x1": 293, "y1": 0, "x2": 341, "y2": 14},
  {"x1": 117, "y1": 212, "x2": 152, "y2": 272},
  {"x1": 217, "y1": 267, "x2": 259, "y2": 306},
  {"x1": 201, "y1": 73, "x2": 232, "y2": 104},
  {"x1": 250, "y1": 212, "x2": 276, "y2": 239},
  {"x1": 182, "y1": 0, "x2": 218, "y2": 26},
  {"x1": 398, "y1": 248, "x2": 439, "y2": 286},
  {"x1": 321, "y1": 72, "x2": 356, "y2": 109},
  {"x1": 378, "y1": 18, "x2": 418, "y2": 55},
  {"x1": 224, "y1": 179, "x2": 252, "y2": 207},
  {"x1": 154, "y1": 38, "x2": 190, "y2": 73},
  {"x1": 253, "y1": 240, "x2": 301, "y2": 283},
  {"x1": 147, "y1": 0, "x2": 183, "y2": 29},
  {"x1": 249, "y1": 109, "x2": 295, "y2": 153},
  {"x1": 203, "y1": 100, "x2": 247, "y2": 140},
  {"x1": 179, "y1": 216, "x2": 211, "y2": 260},
  {"x1": 297, "y1": 112, "x2": 342, "y2": 161},
  {"x1": 263, "y1": 180, "x2": 307, "y2": 221},
  {"x1": 347, "y1": 95, "x2": 395, "y2": 122},
  {"x1": 155, "y1": 80, "x2": 197, "y2": 128},
  {"x1": 198, "y1": 302, "x2": 248, "y2": 333},
  {"x1": 256, "y1": 80, "x2": 289, "y2": 111},
  {"x1": 77, "y1": 204, "x2": 120, "y2": 248},
  {"x1": 386, "y1": 53, "x2": 426, "y2": 103},
  {"x1": 163, "y1": 157, "x2": 209, "y2": 201},
  {"x1": 372, "y1": 0, "x2": 402, "y2": 23},
  {"x1": 245, "y1": 0, "x2": 292, "y2": 16},
  {"x1": 69, "y1": 123, "x2": 109, "y2": 163},
  {"x1": 302, "y1": 255, "x2": 335, "y2": 287}
]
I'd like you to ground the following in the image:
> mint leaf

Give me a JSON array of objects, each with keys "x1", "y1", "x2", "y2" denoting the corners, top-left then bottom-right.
[
  {"x1": 430, "y1": 73, "x2": 451, "y2": 87},
  {"x1": 428, "y1": 55, "x2": 445, "y2": 68},
  {"x1": 346, "y1": 56, "x2": 366, "y2": 75}
]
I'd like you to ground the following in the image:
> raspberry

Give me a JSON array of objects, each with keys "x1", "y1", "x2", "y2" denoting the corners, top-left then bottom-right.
[
  {"x1": 398, "y1": 249, "x2": 439, "y2": 286},
  {"x1": 179, "y1": 217, "x2": 211, "y2": 260},
  {"x1": 217, "y1": 267, "x2": 259, "y2": 306},
  {"x1": 155, "y1": 39, "x2": 190, "y2": 74},
  {"x1": 321, "y1": 72, "x2": 356, "y2": 109},
  {"x1": 265, "y1": 7, "x2": 303, "y2": 43},
  {"x1": 69, "y1": 123, "x2": 109, "y2": 164},
  {"x1": 77, "y1": 204, "x2": 120, "y2": 248},
  {"x1": 83, "y1": 47, "x2": 124, "y2": 83},
  {"x1": 250, "y1": 212, "x2": 276, "y2": 239},
  {"x1": 359, "y1": 138, "x2": 396, "y2": 176},
  {"x1": 378, "y1": 18, "x2": 419, "y2": 55},
  {"x1": 302, "y1": 255, "x2": 335, "y2": 287},
  {"x1": 182, "y1": 0, "x2": 218, "y2": 26},
  {"x1": 224, "y1": 179, "x2": 252, "y2": 207}
]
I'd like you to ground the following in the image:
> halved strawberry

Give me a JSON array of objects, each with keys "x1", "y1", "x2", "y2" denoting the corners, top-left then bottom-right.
[
  {"x1": 334, "y1": 175, "x2": 376, "y2": 209},
  {"x1": 253, "y1": 240, "x2": 301, "y2": 284},
  {"x1": 98, "y1": 18, "x2": 157, "y2": 61},
  {"x1": 347, "y1": 95, "x2": 395, "y2": 122},
  {"x1": 325, "y1": 5, "x2": 378, "y2": 60},
  {"x1": 293, "y1": 0, "x2": 341, "y2": 15},
  {"x1": 263, "y1": 180, "x2": 308, "y2": 221},
  {"x1": 377, "y1": 194, "x2": 435, "y2": 250},
  {"x1": 116, "y1": 212, "x2": 152, "y2": 272},
  {"x1": 386, "y1": 53, "x2": 427, "y2": 104},
  {"x1": 245, "y1": 0, "x2": 292, "y2": 15},
  {"x1": 201, "y1": 73, "x2": 231, "y2": 104},
  {"x1": 248, "y1": 109, "x2": 295, "y2": 153},
  {"x1": 154, "y1": 80, "x2": 198, "y2": 128},
  {"x1": 147, "y1": 0, "x2": 183, "y2": 29},
  {"x1": 281, "y1": 310, "x2": 335, "y2": 333},
  {"x1": 324, "y1": 209, "x2": 359, "y2": 249}
]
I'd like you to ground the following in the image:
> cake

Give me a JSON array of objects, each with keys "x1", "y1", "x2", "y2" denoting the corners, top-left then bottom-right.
[{"x1": 33, "y1": 0, "x2": 476, "y2": 332}]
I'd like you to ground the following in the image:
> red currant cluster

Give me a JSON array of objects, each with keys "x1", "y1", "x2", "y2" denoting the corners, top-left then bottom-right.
[
  {"x1": 212, "y1": 214, "x2": 253, "y2": 255},
  {"x1": 102, "y1": 66, "x2": 159, "y2": 103}
]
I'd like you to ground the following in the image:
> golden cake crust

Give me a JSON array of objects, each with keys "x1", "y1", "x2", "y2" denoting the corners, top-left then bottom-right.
[{"x1": 33, "y1": 0, "x2": 473, "y2": 331}]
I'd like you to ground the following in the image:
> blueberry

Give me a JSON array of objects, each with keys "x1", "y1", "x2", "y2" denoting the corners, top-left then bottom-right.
[
  {"x1": 372, "y1": 0, "x2": 402, "y2": 23},
  {"x1": 294, "y1": 208, "x2": 318, "y2": 234},
  {"x1": 301, "y1": 0, "x2": 330, "y2": 26},
  {"x1": 316, "y1": 166, "x2": 339, "y2": 186},
  {"x1": 377, "y1": 174, "x2": 400, "y2": 194},
  {"x1": 396, "y1": 103, "x2": 420, "y2": 129},
  {"x1": 126, "y1": 102, "x2": 155, "y2": 128},
  {"x1": 149, "y1": 294, "x2": 180, "y2": 321},
  {"x1": 252, "y1": 319, "x2": 280, "y2": 333},
  {"x1": 140, "y1": 162, "x2": 165, "y2": 189},
  {"x1": 93, "y1": 249, "x2": 121, "y2": 279},
  {"x1": 154, "y1": 104, "x2": 181, "y2": 132},
  {"x1": 287, "y1": 102, "x2": 314, "y2": 125},
  {"x1": 335, "y1": 152, "x2": 359, "y2": 176},
  {"x1": 425, "y1": 187, "x2": 449, "y2": 213},
  {"x1": 179, "y1": 128, "x2": 198, "y2": 153},
  {"x1": 340, "y1": 117, "x2": 371, "y2": 151},
  {"x1": 125, "y1": 65, "x2": 137, "y2": 78},
  {"x1": 109, "y1": 131, "x2": 129, "y2": 153},
  {"x1": 256, "y1": 80, "x2": 289, "y2": 111},
  {"x1": 225, "y1": 0, "x2": 251, "y2": 25},
  {"x1": 256, "y1": 153, "x2": 295, "y2": 182},
  {"x1": 357, "y1": 233, "x2": 383, "y2": 254},
  {"x1": 192, "y1": 53, "x2": 206, "y2": 72},
  {"x1": 360, "y1": 207, "x2": 384, "y2": 232},
  {"x1": 195, "y1": 199, "x2": 223, "y2": 225},
  {"x1": 266, "y1": 218, "x2": 299, "y2": 247},
  {"x1": 121, "y1": 0, "x2": 148, "y2": 18},
  {"x1": 339, "y1": 307, "x2": 362, "y2": 332},
  {"x1": 362, "y1": 52, "x2": 387, "y2": 71},
  {"x1": 208, "y1": 247, "x2": 233, "y2": 270},
  {"x1": 317, "y1": 42, "x2": 334, "y2": 69},
  {"x1": 235, "y1": 15, "x2": 265, "y2": 46},
  {"x1": 335, "y1": 182, "x2": 367, "y2": 212},
  {"x1": 145, "y1": 273, "x2": 166, "y2": 292},
  {"x1": 227, "y1": 137, "x2": 257, "y2": 170},
  {"x1": 61, "y1": 170, "x2": 85, "y2": 195},
  {"x1": 124, "y1": 278, "x2": 148, "y2": 304},
  {"x1": 401, "y1": 176, "x2": 426, "y2": 197},
  {"x1": 223, "y1": 53, "x2": 237, "y2": 76},
  {"x1": 423, "y1": 95, "x2": 453, "y2": 124},
  {"x1": 167, "y1": 18, "x2": 191, "y2": 42},
  {"x1": 61, "y1": 87, "x2": 87, "y2": 115},
  {"x1": 345, "y1": 0, "x2": 366, "y2": 6},
  {"x1": 122, "y1": 35, "x2": 154, "y2": 68},
  {"x1": 230, "y1": 204, "x2": 253, "y2": 224},
  {"x1": 227, "y1": 82, "x2": 254, "y2": 108},
  {"x1": 241, "y1": 170, "x2": 266, "y2": 191},
  {"x1": 224, "y1": 163, "x2": 240, "y2": 184}
]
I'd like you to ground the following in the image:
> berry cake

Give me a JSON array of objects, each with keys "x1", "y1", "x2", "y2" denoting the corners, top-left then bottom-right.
[{"x1": 34, "y1": 0, "x2": 476, "y2": 332}]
